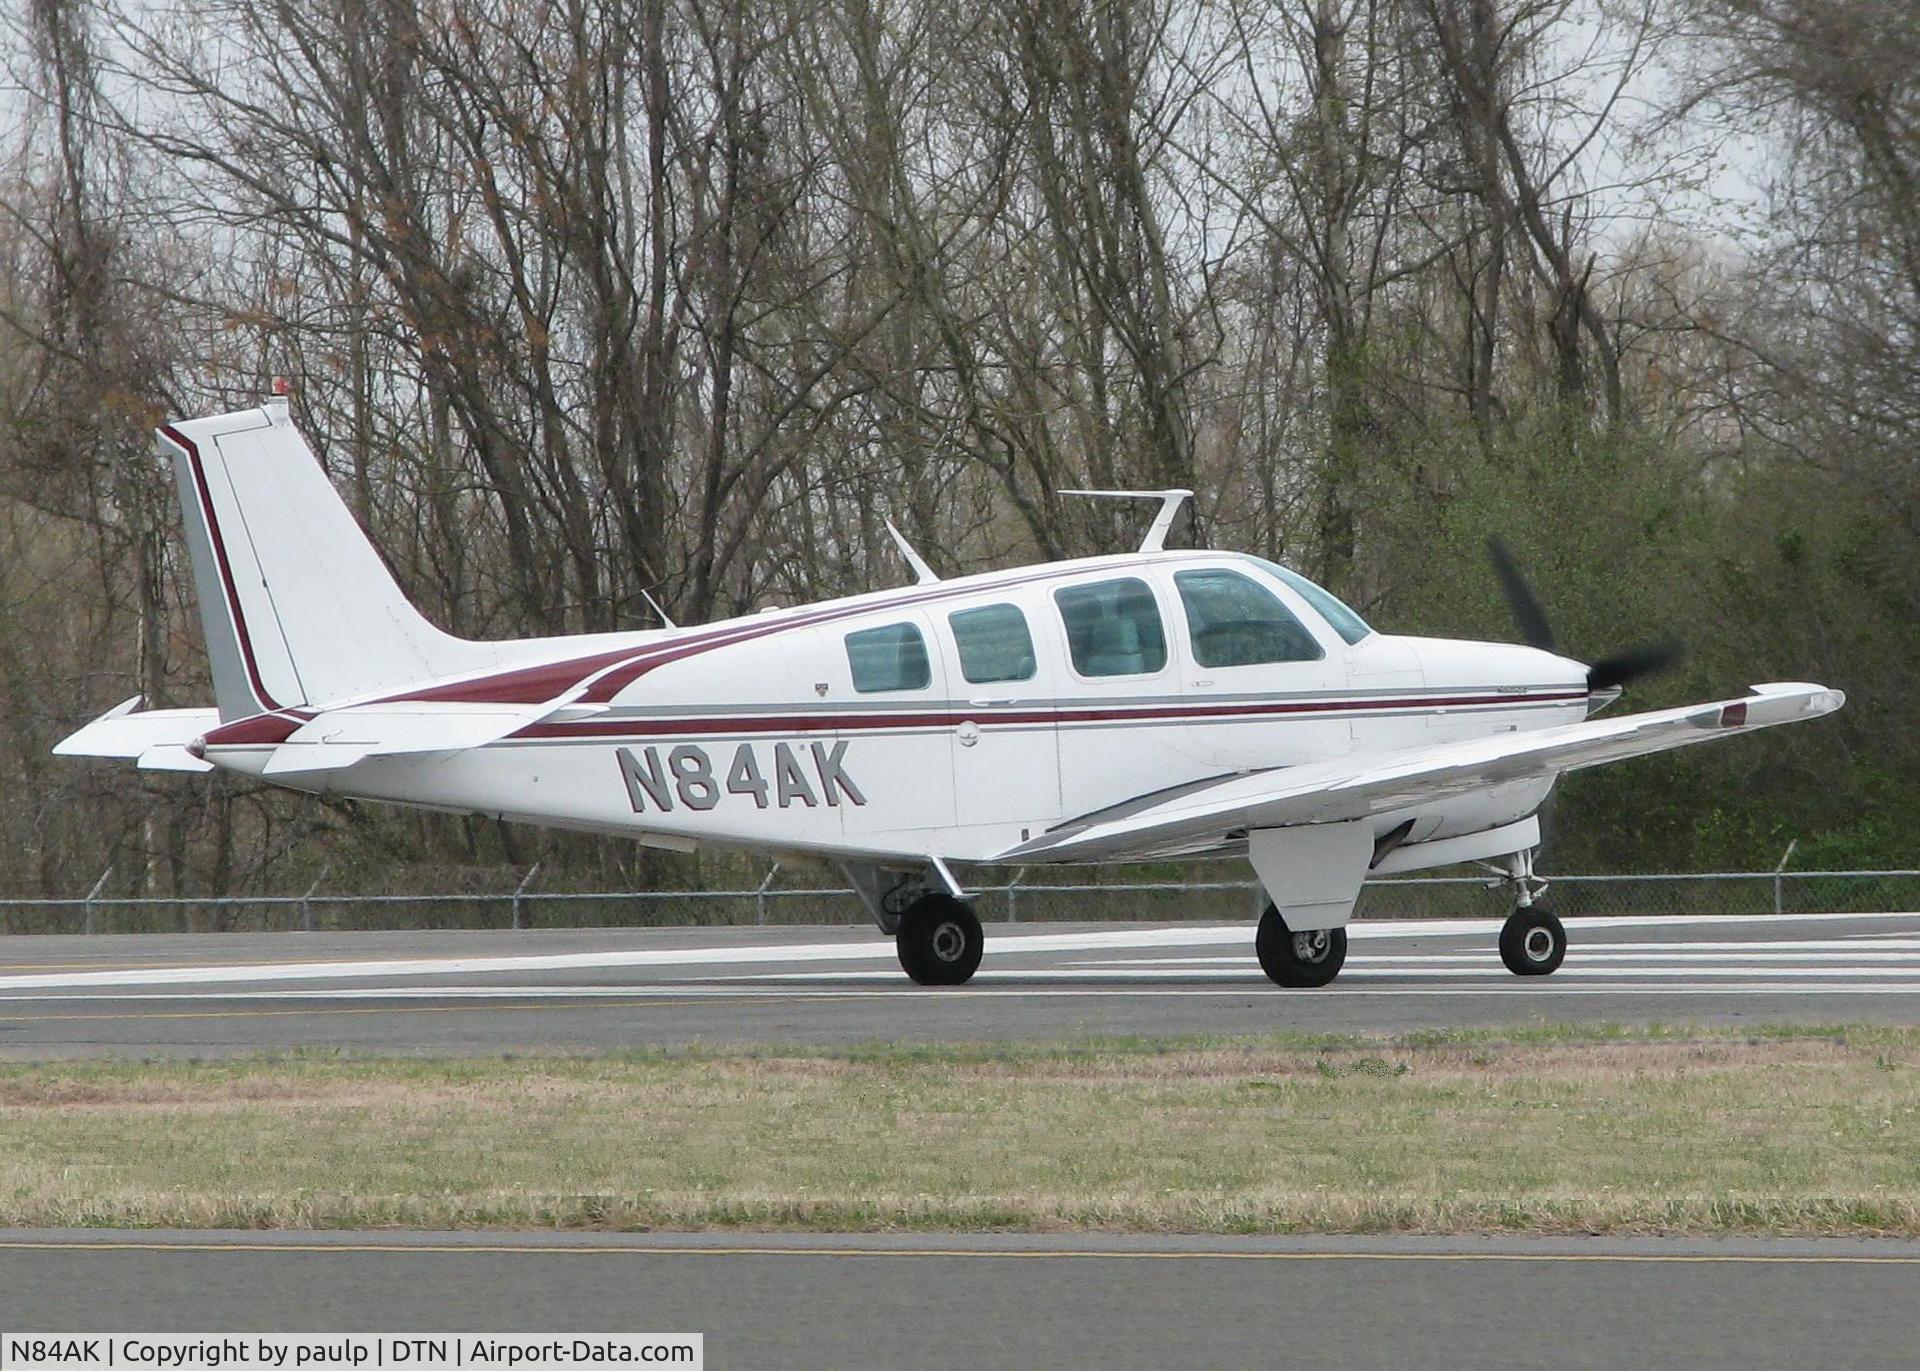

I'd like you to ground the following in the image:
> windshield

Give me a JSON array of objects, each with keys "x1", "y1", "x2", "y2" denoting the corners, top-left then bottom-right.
[
  {"x1": 1244, "y1": 557, "x2": 1374, "y2": 645},
  {"x1": 1174, "y1": 569, "x2": 1324, "y2": 666}
]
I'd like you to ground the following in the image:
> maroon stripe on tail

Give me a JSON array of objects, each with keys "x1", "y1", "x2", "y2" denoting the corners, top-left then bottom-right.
[{"x1": 160, "y1": 423, "x2": 287, "y2": 714}]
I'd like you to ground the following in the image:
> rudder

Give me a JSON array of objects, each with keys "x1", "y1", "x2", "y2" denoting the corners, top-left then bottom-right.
[{"x1": 160, "y1": 399, "x2": 500, "y2": 721}]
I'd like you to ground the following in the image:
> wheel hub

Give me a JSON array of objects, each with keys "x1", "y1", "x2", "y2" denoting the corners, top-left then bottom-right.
[
  {"x1": 932, "y1": 921, "x2": 967, "y2": 963},
  {"x1": 1523, "y1": 926, "x2": 1557, "y2": 962},
  {"x1": 1291, "y1": 929, "x2": 1329, "y2": 964}
]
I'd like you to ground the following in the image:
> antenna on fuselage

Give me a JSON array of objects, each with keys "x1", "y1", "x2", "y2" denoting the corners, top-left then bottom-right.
[
  {"x1": 884, "y1": 519, "x2": 941, "y2": 585},
  {"x1": 1058, "y1": 488, "x2": 1195, "y2": 552},
  {"x1": 639, "y1": 587, "x2": 677, "y2": 629}
]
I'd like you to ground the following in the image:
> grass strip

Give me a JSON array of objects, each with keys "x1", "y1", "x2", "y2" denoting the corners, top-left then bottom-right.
[{"x1": 3, "y1": 1025, "x2": 1919, "y2": 1236}]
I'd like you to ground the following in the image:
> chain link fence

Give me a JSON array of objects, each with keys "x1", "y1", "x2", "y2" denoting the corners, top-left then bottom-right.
[{"x1": 1, "y1": 869, "x2": 1916, "y2": 935}]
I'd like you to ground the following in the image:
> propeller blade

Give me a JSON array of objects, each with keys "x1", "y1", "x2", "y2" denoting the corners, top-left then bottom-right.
[
  {"x1": 1586, "y1": 638, "x2": 1685, "y2": 692},
  {"x1": 1486, "y1": 538, "x2": 1558, "y2": 654}
]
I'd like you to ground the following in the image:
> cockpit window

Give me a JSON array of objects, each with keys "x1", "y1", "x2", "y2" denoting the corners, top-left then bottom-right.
[
  {"x1": 845, "y1": 622, "x2": 931, "y2": 692},
  {"x1": 1247, "y1": 557, "x2": 1374, "y2": 645},
  {"x1": 1175, "y1": 569, "x2": 1325, "y2": 667},
  {"x1": 1055, "y1": 577, "x2": 1168, "y2": 677}
]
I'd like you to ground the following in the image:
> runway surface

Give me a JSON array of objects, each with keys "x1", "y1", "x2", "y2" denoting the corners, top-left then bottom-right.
[
  {"x1": 2, "y1": 911, "x2": 1919, "y2": 1056},
  {"x1": 5, "y1": 1229, "x2": 1919, "y2": 1368}
]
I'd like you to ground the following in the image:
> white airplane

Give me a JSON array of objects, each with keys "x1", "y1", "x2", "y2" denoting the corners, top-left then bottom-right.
[{"x1": 58, "y1": 396, "x2": 1844, "y2": 987}]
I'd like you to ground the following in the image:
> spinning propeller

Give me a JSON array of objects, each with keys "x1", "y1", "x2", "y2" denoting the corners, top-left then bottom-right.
[
  {"x1": 1486, "y1": 537, "x2": 1686, "y2": 871},
  {"x1": 1486, "y1": 539, "x2": 1684, "y2": 694}
]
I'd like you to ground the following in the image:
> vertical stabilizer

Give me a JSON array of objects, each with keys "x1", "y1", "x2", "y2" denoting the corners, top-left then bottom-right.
[{"x1": 160, "y1": 400, "x2": 500, "y2": 720}]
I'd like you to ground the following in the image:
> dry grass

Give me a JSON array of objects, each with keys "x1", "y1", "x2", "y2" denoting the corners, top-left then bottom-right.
[{"x1": 3, "y1": 1026, "x2": 1920, "y2": 1235}]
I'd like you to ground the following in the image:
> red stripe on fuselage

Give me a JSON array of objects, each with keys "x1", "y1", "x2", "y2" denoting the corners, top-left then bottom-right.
[
  {"x1": 378, "y1": 558, "x2": 1168, "y2": 708},
  {"x1": 506, "y1": 690, "x2": 1590, "y2": 741},
  {"x1": 199, "y1": 689, "x2": 1588, "y2": 753},
  {"x1": 203, "y1": 713, "x2": 305, "y2": 746}
]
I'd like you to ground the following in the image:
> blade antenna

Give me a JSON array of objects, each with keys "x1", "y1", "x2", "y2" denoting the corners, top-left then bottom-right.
[
  {"x1": 639, "y1": 587, "x2": 676, "y2": 630},
  {"x1": 884, "y1": 519, "x2": 940, "y2": 585},
  {"x1": 1059, "y1": 489, "x2": 1195, "y2": 552}
]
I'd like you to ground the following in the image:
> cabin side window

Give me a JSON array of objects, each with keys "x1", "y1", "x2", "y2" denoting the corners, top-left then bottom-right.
[
  {"x1": 949, "y1": 604, "x2": 1037, "y2": 684},
  {"x1": 1054, "y1": 578, "x2": 1168, "y2": 677},
  {"x1": 845, "y1": 622, "x2": 931, "y2": 692},
  {"x1": 1175, "y1": 569, "x2": 1325, "y2": 668}
]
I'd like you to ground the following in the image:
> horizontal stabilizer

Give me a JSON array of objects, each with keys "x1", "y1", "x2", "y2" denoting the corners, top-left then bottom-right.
[
  {"x1": 261, "y1": 701, "x2": 564, "y2": 776},
  {"x1": 138, "y1": 744, "x2": 215, "y2": 773},
  {"x1": 999, "y1": 682, "x2": 1845, "y2": 865},
  {"x1": 55, "y1": 698, "x2": 221, "y2": 764}
]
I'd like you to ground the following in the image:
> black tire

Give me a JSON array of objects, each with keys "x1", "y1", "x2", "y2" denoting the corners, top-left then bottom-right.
[
  {"x1": 1499, "y1": 906, "x2": 1567, "y2": 976},
  {"x1": 896, "y1": 895, "x2": 984, "y2": 986},
  {"x1": 1255, "y1": 903, "x2": 1348, "y2": 987}
]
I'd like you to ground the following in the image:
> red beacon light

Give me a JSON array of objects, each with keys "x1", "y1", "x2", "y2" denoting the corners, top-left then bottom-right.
[{"x1": 270, "y1": 376, "x2": 293, "y2": 398}]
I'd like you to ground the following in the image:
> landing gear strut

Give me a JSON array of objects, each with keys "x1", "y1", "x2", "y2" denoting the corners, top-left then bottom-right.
[
  {"x1": 1256, "y1": 903, "x2": 1347, "y2": 987},
  {"x1": 1489, "y1": 848, "x2": 1566, "y2": 977},
  {"x1": 895, "y1": 893, "x2": 983, "y2": 986}
]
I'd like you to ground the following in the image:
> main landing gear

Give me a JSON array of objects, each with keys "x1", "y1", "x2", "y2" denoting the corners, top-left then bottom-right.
[
  {"x1": 1491, "y1": 848, "x2": 1566, "y2": 977},
  {"x1": 846, "y1": 865, "x2": 985, "y2": 987},
  {"x1": 894, "y1": 893, "x2": 984, "y2": 986},
  {"x1": 1256, "y1": 903, "x2": 1347, "y2": 987}
]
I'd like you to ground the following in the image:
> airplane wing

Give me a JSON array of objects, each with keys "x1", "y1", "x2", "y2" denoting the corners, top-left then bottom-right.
[
  {"x1": 997, "y1": 682, "x2": 1845, "y2": 864},
  {"x1": 53, "y1": 696, "x2": 221, "y2": 773}
]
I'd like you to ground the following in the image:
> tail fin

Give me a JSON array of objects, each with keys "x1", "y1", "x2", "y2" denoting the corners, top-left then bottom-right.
[{"x1": 160, "y1": 399, "x2": 499, "y2": 720}]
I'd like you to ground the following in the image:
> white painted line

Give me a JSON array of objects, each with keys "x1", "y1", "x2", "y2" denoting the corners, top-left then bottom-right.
[
  {"x1": 4, "y1": 983, "x2": 1920, "y2": 1004},
  {"x1": 1076, "y1": 951, "x2": 1920, "y2": 968},
  {"x1": 1516, "y1": 939, "x2": 1920, "y2": 954},
  {"x1": 1, "y1": 912, "x2": 1916, "y2": 993},
  {"x1": 0, "y1": 926, "x2": 1290, "y2": 991},
  {"x1": 1352, "y1": 911, "x2": 1920, "y2": 933},
  {"x1": 730, "y1": 965, "x2": 1920, "y2": 983}
]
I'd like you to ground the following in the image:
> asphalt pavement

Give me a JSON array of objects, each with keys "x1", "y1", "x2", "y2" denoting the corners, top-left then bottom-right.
[
  {"x1": 6, "y1": 921, "x2": 1920, "y2": 1366},
  {"x1": 1, "y1": 911, "x2": 1918, "y2": 1056},
  {"x1": 4, "y1": 1230, "x2": 1918, "y2": 1369}
]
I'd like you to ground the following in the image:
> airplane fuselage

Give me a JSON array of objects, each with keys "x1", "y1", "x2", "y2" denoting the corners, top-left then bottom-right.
[{"x1": 194, "y1": 550, "x2": 1588, "y2": 870}]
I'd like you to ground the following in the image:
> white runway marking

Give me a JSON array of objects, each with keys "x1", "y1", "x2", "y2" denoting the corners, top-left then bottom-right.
[
  {"x1": 1082, "y1": 951, "x2": 1920, "y2": 967},
  {"x1": 730, "y1": 966, "x2": 1920, "y2": 983},
  {"x1": 0, "y1": 912, "x2": 1917, "y2": 998},
  {"x1": 0, "y1": 925, "x2": 1263, "y2": 992},
  {"x1": 7, "y1": 984, "x2": 1920, "y2": 1003}
]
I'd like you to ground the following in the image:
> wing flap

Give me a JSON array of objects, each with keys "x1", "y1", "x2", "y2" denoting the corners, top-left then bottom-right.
[{"x1": 1000, "y1": 682, "x2": 1844, "y2": 864}]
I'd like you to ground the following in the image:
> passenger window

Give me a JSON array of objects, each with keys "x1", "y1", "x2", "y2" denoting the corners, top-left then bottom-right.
[
  {"x1": 1055, "y1": 578, "x2": 1167, "y2": 677},
  {"x1": 1175, "y1": 569, "x2": 1325, "y2": 667},
  {"x1": 845, "y1": 623, "x2": 931, "y2": 692},
  {"x1": 949, "y1": 604, "x2": 1037, "y2": 684}
]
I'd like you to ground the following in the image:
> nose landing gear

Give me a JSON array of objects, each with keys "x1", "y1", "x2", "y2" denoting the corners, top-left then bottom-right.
[
  {"x1": 1500, "y1": 904, "x2": 1566, "y2": 976},
  {"x1": 1489, "y1": 848, "x2": 1566, "y2": 977}
]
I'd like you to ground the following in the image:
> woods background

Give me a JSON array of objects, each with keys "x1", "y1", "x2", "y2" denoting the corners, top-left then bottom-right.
[{"x1": 0, "y1": 0, "x2": 1911, "y2": 901}]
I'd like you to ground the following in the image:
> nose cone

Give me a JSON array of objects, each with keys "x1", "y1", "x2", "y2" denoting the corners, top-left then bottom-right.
[{"x1": 1398, "y1": 635, "x2": 1589, "y2": 695}]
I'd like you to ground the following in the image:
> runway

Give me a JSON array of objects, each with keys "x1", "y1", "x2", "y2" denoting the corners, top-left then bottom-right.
[
  {"x1": 5, "y1": 1229, "x2": 1919, "y2": 1368},
  {"x1": 2, "y1": 910, "x2": 1919, "y2": 1056}
]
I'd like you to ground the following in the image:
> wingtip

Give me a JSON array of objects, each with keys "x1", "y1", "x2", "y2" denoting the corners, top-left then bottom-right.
[{"x1": 1747, "y1": 681, "x2": 1846, "y2": 716}]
